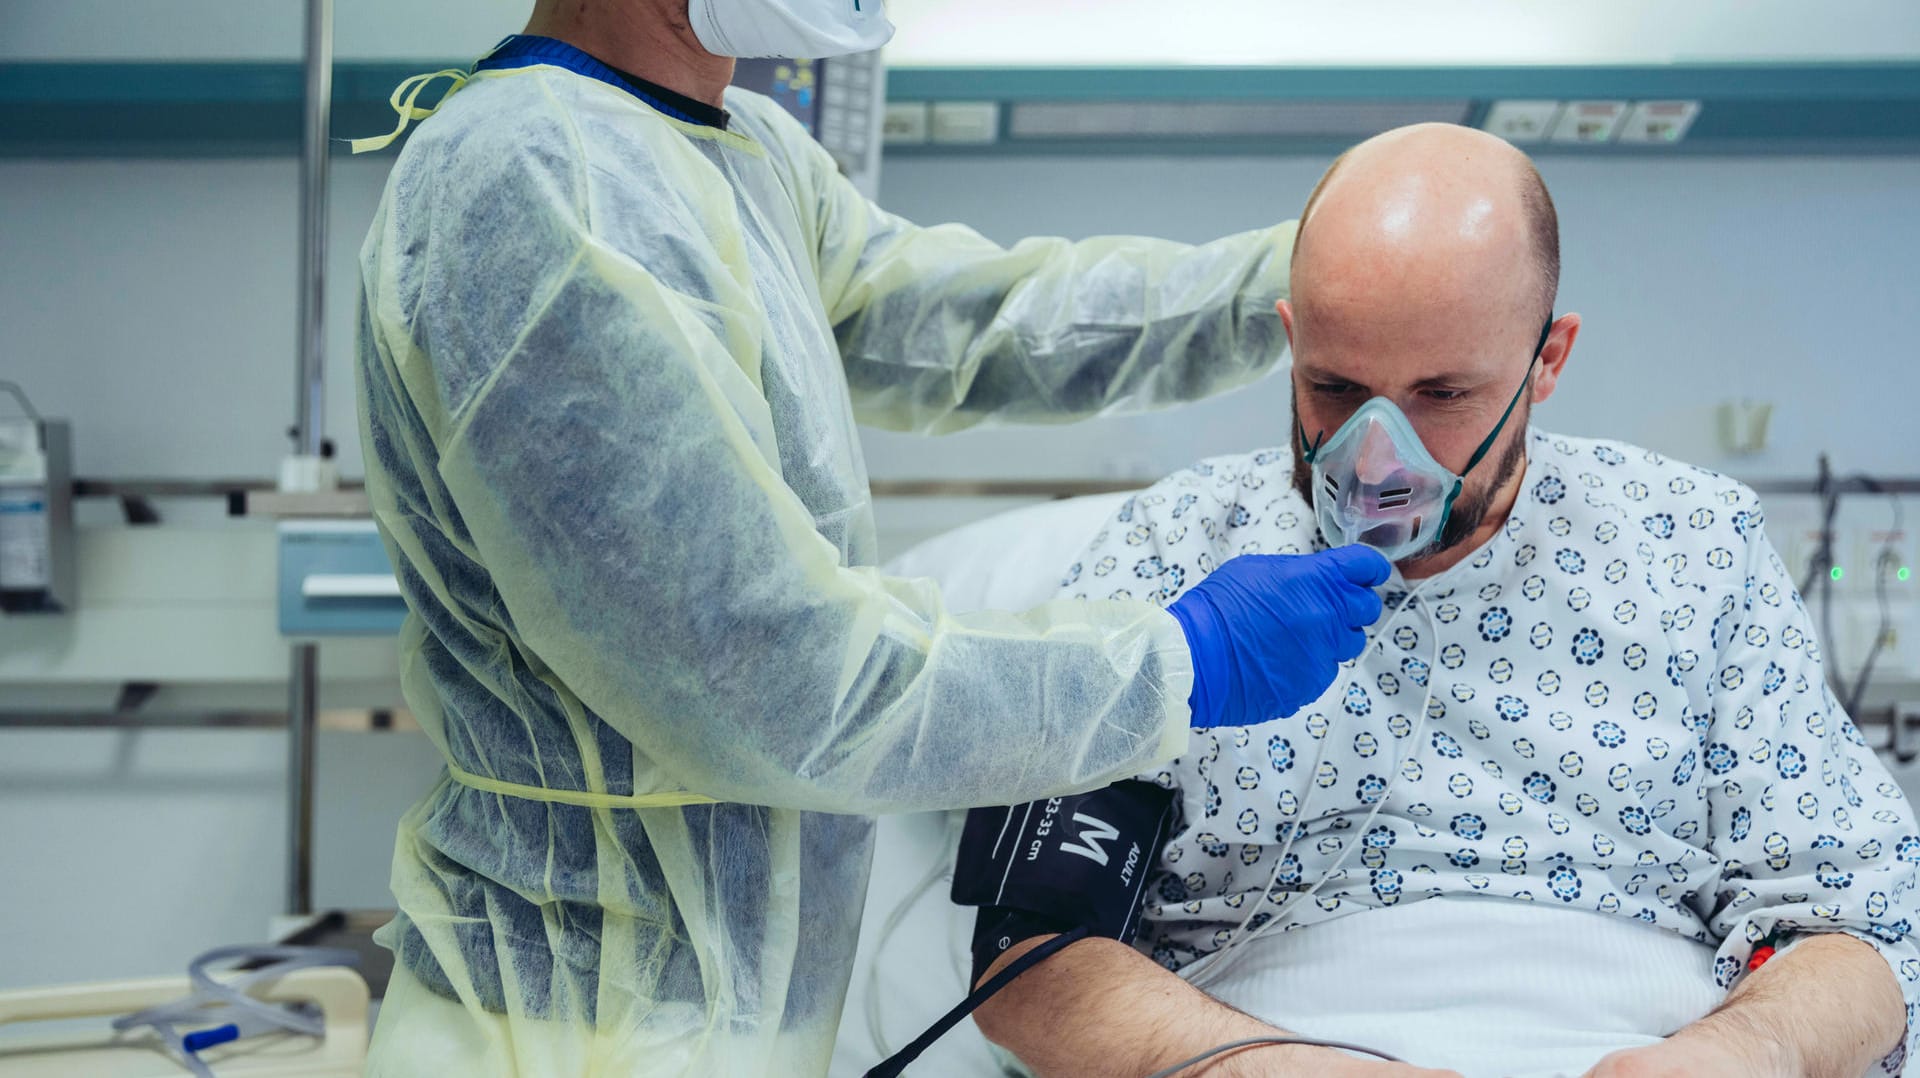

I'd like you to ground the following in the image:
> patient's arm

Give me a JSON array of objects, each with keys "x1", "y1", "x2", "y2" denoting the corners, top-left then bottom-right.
[
  {"x1": 972, "y1": 933, "x2": 1463, "y2": 1078},
  {"x1": 1585, "y1": 932, "x2": 1904, "y2": 1078}
]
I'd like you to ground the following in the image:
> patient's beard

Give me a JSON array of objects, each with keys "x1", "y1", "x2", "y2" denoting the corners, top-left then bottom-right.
[{"x1": 1290, "y1": 395, "x2": 1530, "y2": 559}]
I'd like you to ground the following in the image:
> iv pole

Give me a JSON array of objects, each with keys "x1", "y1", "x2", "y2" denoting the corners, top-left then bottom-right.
[{"x1": 286, "y1": 0, "x2": 334, "y2": 918}]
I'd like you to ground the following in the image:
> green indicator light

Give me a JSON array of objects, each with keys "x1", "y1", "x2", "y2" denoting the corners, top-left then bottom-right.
[
  {"x1": 1830, "y1": 566, "x2": 1845, "y2": 582},
  {"x1": 1901, "y1": 567, "x2": 1913, "y2": 583}
]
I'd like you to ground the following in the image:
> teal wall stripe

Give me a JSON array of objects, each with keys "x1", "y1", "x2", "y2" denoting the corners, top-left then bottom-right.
[
  {"x1": 2, "y1": 60, "x2": 1916, "y2": 157},
  {"x1": 885, "y1": 62, "x2": 1920, "y2": 102}
]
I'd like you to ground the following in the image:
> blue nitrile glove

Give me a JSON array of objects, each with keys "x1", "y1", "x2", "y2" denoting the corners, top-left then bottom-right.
[{"x1": 1168, "y1": 545, "x2": 1392, "y2": 729}]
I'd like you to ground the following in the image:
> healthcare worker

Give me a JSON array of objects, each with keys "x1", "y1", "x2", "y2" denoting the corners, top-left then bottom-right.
[{"x1": 353, "y1": 0, "x2": 1389, "y2": 1073}]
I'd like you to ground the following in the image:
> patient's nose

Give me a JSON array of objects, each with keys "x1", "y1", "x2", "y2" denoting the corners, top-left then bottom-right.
[{"x1": 1354, "y1": 417, "x2": 1404, "y2": 485}]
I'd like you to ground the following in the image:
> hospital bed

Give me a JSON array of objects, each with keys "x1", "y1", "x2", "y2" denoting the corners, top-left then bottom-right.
[
  {"x1": 835, "y1": 492, "x2": 1133, "y2": 1078},
  {"x1": 830, "y1": 490, "x2": 1789, "y2": 1078}
]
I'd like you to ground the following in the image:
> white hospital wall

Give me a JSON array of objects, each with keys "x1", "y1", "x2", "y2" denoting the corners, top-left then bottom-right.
[
  {"x1": 0, "y1": 0, "x2": 532, "y2": 61},
  {"x1": 1, "y1": 152, "x2": 1914, "y2": 486},
  {"x1": 2, "y1": 127, "x2": 1919, "y2": 1005},
  {"x1": 0, "y1": 157, "x2": 384, "y2": 482},
  {"x1": 0, "y1": 727, "x2": 447, "y2": 987}
]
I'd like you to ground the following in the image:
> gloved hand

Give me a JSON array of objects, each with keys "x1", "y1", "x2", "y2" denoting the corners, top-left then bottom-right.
[{"x1": 1168, "y1": 545, "x2": 1392, "y2": 729}]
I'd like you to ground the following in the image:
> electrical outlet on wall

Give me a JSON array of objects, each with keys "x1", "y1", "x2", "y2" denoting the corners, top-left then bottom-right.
[
  {"x1": 1550, "y1": 101, "x2": 1628, "y2": 143},
  {"x1": 1852, "y1": 527, "x2": 1915, "y2": 593},
  {"x1": 1482, "y1": 101, "x2": 1563, "y2": 144}
]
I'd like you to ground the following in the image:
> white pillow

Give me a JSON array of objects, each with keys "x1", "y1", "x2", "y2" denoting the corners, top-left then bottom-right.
[{"x1": 882, "y1": 492, "x2": 1136, "y2": 613}]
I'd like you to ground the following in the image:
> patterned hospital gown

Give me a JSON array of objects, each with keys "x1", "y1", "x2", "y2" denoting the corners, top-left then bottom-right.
[{"x1": 1059, "y1": 429, "x2": 1920, "y2": 1070}]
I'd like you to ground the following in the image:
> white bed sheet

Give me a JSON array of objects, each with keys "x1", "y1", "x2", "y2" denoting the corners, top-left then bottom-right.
[{"x1": 1204, "y1": 897, "x2": 1724, "y2": 1078}]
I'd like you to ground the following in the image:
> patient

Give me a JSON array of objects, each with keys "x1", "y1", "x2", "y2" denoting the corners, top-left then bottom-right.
[{"x1": 968, "y1": 124, "x2": 1920, "y2": 1078}]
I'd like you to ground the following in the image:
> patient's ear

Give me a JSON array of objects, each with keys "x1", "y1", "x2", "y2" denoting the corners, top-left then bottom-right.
[
  {"x1": 1531, "y1": 312, "x2": 1581, "y2": 405},
  {"x1": 1277, "y1": 299, "x2": 1296, "y2": 346}
]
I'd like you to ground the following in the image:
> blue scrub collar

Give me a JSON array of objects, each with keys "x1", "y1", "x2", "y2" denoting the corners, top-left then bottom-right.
[{"x1": 474, "y1": 35, "x2": 727, "y2": 128}]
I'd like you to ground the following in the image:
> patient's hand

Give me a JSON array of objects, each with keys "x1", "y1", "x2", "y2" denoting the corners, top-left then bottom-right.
[{"x1": 1582, "y1": 933, "x2": 1902, "y2": 1078}]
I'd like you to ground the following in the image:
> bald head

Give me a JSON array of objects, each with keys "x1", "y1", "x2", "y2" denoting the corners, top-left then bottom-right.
[
  {"x1": 1293, "y1": 123, "x2": 1559, "y2": 327},
  {"x1": 1282, "y1": 124, "x2": 1581, "y2": 576}
]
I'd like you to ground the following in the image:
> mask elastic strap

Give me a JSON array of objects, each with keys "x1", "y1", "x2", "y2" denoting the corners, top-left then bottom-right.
[
  {"x1": 1458, "y1": 314, "x2": 1553, "y2": 477},
  {"x1": 1296, "y1": 414, "x2": 1325, "y2": 464}
]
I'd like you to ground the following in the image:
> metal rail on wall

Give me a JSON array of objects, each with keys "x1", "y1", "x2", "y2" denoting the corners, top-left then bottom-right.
[
  {"x1": 61, "y1": 474, "x2": 1920, "y2": 509},
  {"x1": 23, "y1": 471, "x2": 1920, "y2": 744}
]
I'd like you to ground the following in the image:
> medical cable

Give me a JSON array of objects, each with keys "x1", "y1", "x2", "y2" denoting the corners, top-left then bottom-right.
[
  {"x1": 1798, "y1": 456, "x2": 1844, "y2": 703},
  {"x1": 1191, "y1": 608, "x2": 1441, "y2": 987},
  {"x1": 1180, "y1": 707, "x2": 1339, "y2": 985},
  {"x1": 1182, "y1": 574, "x2": 1441, "y2": 989},
  {"x1": 865, "y1": 814, "x2": 964, "y2": 1059},
  {"x1": 111, "y1": 944, "x2": 360, "y2": 1078},
  {"x1": 1217, "y1": 619, "x2": 1440, "y2": 976},
  {"x1": 860, "y1": 926, "x2": 1091, "y2": 1078},
  {"x1": 1847, "y1": 547, "x2": 1898, "y2": 718},
  {"x1": 1793, "y1": 462, "x2": 1905, "y2": 720},
  {"x1": 1181, "y1": 577, "x2": 1433, "y2": 987},
  {"x1": 1141, "y1": 1034, "x2": 1404, "y2": 1078},
  {"x1": 1843, "y1": 476, "x2": 1902, "y2": 718},
  {"x1": 1172, "y1": 558, "x2": 1427, "y2": 986},
  {"x1": 1796, "y1": 455, "x2": 1837, "y2": 599},
  {"x1": 0, "y1": 380, "x2": 43, "y2": 423}
]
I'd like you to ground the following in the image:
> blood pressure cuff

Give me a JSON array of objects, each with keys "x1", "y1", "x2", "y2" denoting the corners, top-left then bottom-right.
[{"x1": 951, "y1": 779, "x2": 1177, "y2": 983}]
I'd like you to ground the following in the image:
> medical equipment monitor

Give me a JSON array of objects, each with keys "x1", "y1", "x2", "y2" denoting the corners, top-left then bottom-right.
[{"x1": 732, "y1": 52, "x2": 885, "y2": 201}]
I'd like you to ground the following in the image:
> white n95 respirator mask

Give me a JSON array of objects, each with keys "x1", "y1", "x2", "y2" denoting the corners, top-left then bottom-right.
[
  {"x1": 1300, "y1": 321, "x2": 1549, "y2": 562},
  {"x1": 689, "y1": 0, "x2": 894, "y2": 59}
]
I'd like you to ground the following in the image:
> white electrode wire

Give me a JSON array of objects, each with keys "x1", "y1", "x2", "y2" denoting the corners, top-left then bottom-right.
[
  {"x1": 1178, "y1": 583, "x2": 1424, "y2": 986},
  {"x1": 1182, "y1": 575, "x2": 1441, "y2": 988},
  {"x1": 1177, "y1": 595, "x2": 1414, "y2": 988},
  {"x1": 1205, "y1": 619, "x2": 1443, "y2": 982},
  {"x1": 865, "y1": 815, "x2": 963, "y2": 1059}
]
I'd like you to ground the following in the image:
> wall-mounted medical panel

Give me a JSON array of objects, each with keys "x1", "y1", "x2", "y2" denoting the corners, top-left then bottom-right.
[
  {"x1": 277, "y1": 520, "x2": 405, "y2": 638},
  {"x1": 0, "y1": 61, "x2": 1916, "y2": 157},
  {"x1": 879, "y1": 63, "x2": 1920, "y2": 156}
]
